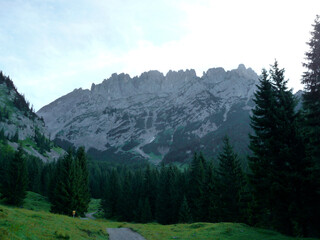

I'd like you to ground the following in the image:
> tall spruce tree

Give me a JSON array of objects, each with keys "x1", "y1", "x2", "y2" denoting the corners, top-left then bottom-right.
[
  {"x1": 27, "y1": 156, "x2": 42, "y2": 193},
  {"x1": 179, "y1": 195, "x2": 192, "y2": 223},
  {"x1": 142, "y1": 164, "x2": 158, "y2": 219},
  {"x1": 0, "y1": 145, "x2": 27, "y2": 206},
  {"x1": 50, "y1": 151, "x2": 78, "y2": 215},
  {"x1": 202, "y1": 159, "x2": 217, "y2": 222},
  {"x1": 250, "y1": 62, "x2": 314, "y2": 236},
  {"x1": 301, "y1": 15, "x2": 320, "y2": 237},
  {"x1": 216, "y1": 137, "x2": 245, "y2": 222},
  {"x1": 101, "y1": 169, "x2": 121, "y2": 218},
  {"x1": 302, "y1": 15, "x2": 320, "y2": 162},
  {"x1": 75, "y1": 147, "x2": 90, "y2": 215},
  {"x1": 269, "y1": 61, "x2": 309, "y2": 235},
  {"x1": 248, "y1": 68, "x2": 276, "y2": 226},
  {"x1": 140, "y1": 198, "x2": 152, "y2": 223},
  {"x1": 187, "y1": 152, "x2": 205, "y2": 222},
  {"x1": 118, "y1": 170, "x2": 134, "y2": 221},
  {"x1": 156, "y1": 165, "x2": 178, "y2": 224}
]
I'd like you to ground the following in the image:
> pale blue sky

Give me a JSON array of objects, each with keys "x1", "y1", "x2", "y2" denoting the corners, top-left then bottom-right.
[{"x1": 0, "y1": 0, "x2": 319, "y2": 110}]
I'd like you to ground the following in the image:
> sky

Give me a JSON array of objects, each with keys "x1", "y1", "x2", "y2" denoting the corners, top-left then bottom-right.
[{"x1": 0, "y1": 0, "x2": 319, "y2": 111}]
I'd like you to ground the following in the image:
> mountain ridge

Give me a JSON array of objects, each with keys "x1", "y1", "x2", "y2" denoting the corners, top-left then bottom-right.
[{"x1": 38, "y1": 64, "x2": 259, "y2": 164}]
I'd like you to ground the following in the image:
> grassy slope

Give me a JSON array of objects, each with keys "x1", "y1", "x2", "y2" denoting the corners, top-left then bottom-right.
[
  {"x1": 23, "y1": 192, "x2": 51, "y2": 212},
  {"x1": 105, "y1": 221, "x2": 319, "y2": 240},
  {"x1": 0, "y1": 192, "x2": 318, "y2": 240},
  {"x1": 0, "y1": 204, "x2": 108, "y2": 240}
]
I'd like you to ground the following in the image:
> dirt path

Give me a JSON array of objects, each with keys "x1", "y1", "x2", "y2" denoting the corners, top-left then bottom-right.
[
  {"x1": 107, "y1": 228, "x2": 146, "y2": 240},
  {"x1": 80, "y1": 212, "x2": 96, "y2": 220}
]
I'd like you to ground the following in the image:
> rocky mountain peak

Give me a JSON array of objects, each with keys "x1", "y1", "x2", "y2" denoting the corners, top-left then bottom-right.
[{"x1": 38, "y1": 65, "x2": 259, "y2": 164}]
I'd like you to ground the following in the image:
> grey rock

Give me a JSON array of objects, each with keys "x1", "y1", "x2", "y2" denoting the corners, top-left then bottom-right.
[{"x1": 38, "y1": 65, "x2": 259, "y2": 163}]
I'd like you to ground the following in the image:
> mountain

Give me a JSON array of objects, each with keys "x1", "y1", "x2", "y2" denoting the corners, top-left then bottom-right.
[
  {"x1": 0, "y1": 72, "x2": 63, "y2": 162},
  {"x1": 38, "y1": 64, "x2": 259, "y2": 164}
]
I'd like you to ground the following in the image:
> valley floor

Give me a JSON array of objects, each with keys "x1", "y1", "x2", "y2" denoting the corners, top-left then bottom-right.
[{"x1": 0, "y1": 192, "x2": 318, "y2": 240}]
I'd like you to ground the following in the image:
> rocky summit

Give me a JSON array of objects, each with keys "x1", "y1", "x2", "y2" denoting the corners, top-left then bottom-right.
[{"x1": 38, "y1": 64, "x2": 259, "y2": 164}]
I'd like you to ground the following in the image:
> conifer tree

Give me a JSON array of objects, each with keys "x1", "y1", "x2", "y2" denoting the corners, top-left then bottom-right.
[
  {"x1": 142, "y1": 165, "x2": 158, "y2": 218},
  {"x1": 27, "y1": 156, "x2": 42, "y2": 193},
  {"x1": 50, "y1": 151, "x2": 78, "y2": 216},
  {"x1": 187, "y1": 152, "x2": 205, "y2": 222},
  {"x1": 101, "y1": 169, "x2": 121, "y2": 218},
  {"x1": 140, "y1": 198, "x2": 152, "y2": 223},
  {"x1": 216, "y1": 137, "x2": 244, "y2": 222},
  {"x1": 301, "y1": 15, "x2": 320, "y2": 237},
  {"x1": 302, "y1": 15, "x2": 320, "y2": 162},
  {"x1": 75, "y1": 147, "x2": 90, "y2": 215},
  {"x1": 0, "y1": 145, "x2": 27, "y2": 206},
  {"x1": 131, "y1": 169, "x2": 144, "y2": 222},
  {"x1": 248, "y1": 69, "x2": 276, "y2": 225},
  {"x1": 118, "y1": 171, "x2": 134, "y2": 221},
  {"x1": 202, "y1": 160, "x2": 217, "y2": 222},
  {"x1": 269, "y1": 61, "x2": 308, "y2": 235},
  {"x1": 250, "y1": 62, "x2": 315, "y2": 236},
  {"x1": 179, "y1": 195, "x2": 192, "y2": 223},
  {"x1": 156, "y1": 165, "x2": 178, "y2": 224}
]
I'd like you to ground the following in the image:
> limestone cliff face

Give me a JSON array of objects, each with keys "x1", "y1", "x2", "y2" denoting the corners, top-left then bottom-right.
[{"x1": 38, "y1": 64, "x2": 259, "y2": 164}]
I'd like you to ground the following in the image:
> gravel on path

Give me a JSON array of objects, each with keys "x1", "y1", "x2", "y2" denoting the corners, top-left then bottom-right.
[
  {"x1": 107, "y1": 228, "x2": 146, "y2": 240},
  {"x1": 80, "y1": 212, "x2": 96, "y2": 220}
]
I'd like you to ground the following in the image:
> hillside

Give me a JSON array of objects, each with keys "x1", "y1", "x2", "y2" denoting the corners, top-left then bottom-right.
[
  {"x1": 38, "y1": 64, "x2": 258, "y2": 164},
  {"x1": 0, "y1": 72, "x2": 63, "y2": 162}
]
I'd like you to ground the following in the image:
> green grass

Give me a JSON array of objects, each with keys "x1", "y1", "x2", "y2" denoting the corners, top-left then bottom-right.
[
  {"x1": 108, "y1": 221, "x2": 319, "y2": 240},
  {"x1": 20, "y1": 138, "x2": 37, "y2": 152},
  {"x1": 88, "y1": 199, "x2": 101, "y2": 213},
  {"x1": 148, "y1": 152, "x2": 162, "y2": 164},
  {"x1": 0, "y1": 204, "x2": 108, "y2": 240},
  {"x1": 0, "y1": 192, "x2": 318, "y2": 240},
  {"x1": 87, "y1": 198, "x2": 104, "y2": 218},
  {"x1": 52, "y1": 146, "x2": 64, "y2": 154},
  {"x1": 23, "y1": 192, "x2": 51, "y2": 212}
]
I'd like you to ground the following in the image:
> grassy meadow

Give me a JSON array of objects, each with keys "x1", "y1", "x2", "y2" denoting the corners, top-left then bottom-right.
[{"x1": 0, "y1": 192, "x2": 318, "y2": 240}]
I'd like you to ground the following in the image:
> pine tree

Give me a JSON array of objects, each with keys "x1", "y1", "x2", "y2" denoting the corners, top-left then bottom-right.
[
  {"x1": 27, "y1": 156, "x2": 43, "y2": 193},
  {"x1": 301, "y1": 15, "x2": 320, "y2": 237},
  {"x1": 269, "y1": 61, "x2": 309, "y2": 235},
  {"x1": 250, "y1": 62, "x2": 315, "y2": 236},
  {"x1": 187, "y1": 152, "x2": 205, "y2": 222},
  {"x1": 202, "y1": 160, "x2": 217, "y2": 222},
  {"x1": 118, "y1": 170, "x2": 134, "y2": 221},
  {"x1": 50, "y1": 151, "x2": 79, "y2": 216},
  {"x1": 131, "y1": 169, "x2": 144, "y2": 222},
  {"x1": 156, "y1": 165, "x2": 178, "y2": 224},
  {"x1": 75, "y1": 147, "x2": 90, "y2": 216},
  {"x1": 140, "y1": 198, "x2": 152, "y2": 223},
  {"x1": 178, "y1": 195, "x2": 192, "y2": 223},
  {"x1": 0, "y1": 145, "x2": 27, "y2": 206},
  {"x1": 142, "y1": 165, "x2": 158, "y2": 219},
  {"x1": 248, "y1": 69, "x2": 276, "y2": 225},
  {"x1": 302, "y1": 16, "x2": 320, "y2": 161},
  {"x1": 216, "y1": 137, "x2": 244, "y2": 222},
  {"x1": 101, "y1": 169, "x2": 120, "y2": 218}
]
